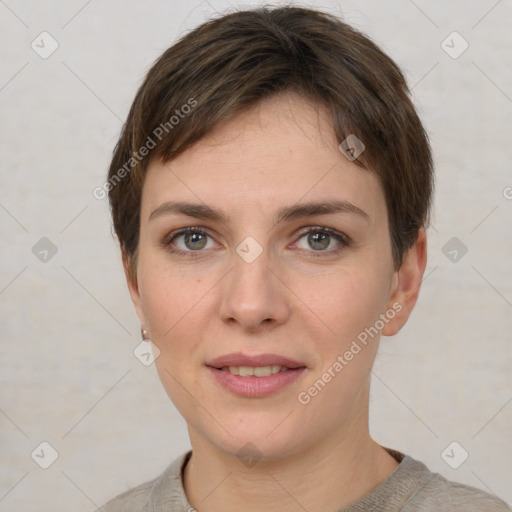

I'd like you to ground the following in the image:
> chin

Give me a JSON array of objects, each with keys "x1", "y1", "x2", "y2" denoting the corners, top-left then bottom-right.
[{"x1": 195, "y1": 416, "x2": 308, "y2": 463}]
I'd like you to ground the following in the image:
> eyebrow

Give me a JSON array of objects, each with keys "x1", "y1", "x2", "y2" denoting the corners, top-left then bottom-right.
[{"x1": 148, "y1": 199, "x2": 371, "y2": 225}]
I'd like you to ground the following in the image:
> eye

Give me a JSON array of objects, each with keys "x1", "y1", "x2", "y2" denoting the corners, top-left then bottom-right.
[
  {"x1": 162, "y1": 227, "x2": 217, "y2": 255},
  {"x1": 294, "y1": 226, "x2": 350, "y2": 256},
  {"x1": 162, "y1": 225, "x2": 351, "y2": 258}
]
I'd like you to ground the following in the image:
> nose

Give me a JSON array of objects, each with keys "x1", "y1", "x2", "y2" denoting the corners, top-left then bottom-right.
[{"x1": 218, "y1": 242, "x2": 291, "y2": 333}]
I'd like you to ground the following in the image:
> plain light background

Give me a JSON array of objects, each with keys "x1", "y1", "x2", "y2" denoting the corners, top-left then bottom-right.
[{"x1": 1, "y1": 0, "x2": 511, "y2": 510}]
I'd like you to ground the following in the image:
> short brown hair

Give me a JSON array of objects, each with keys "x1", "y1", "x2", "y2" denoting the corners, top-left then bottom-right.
[{"x1": 107, "y1": 5, "x2": 434, "y2": 283}]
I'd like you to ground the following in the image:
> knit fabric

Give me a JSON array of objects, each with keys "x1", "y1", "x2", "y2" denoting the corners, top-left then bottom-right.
[{"x1": 97, "y1": 448, "x2": 510, "y2": 511}]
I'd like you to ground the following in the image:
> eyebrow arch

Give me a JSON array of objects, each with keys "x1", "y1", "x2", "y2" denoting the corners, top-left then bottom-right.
[{"x1": 148, "y1": 199, "x2": 371, "y2": 225}]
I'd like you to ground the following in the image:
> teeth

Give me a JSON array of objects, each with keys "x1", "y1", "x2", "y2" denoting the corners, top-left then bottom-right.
[
  {"x1": 239, "y1": 366, "x2": 254, "y2": 377},
  {"x1": 254, "y1": 366, "x2": 272, "y2": 377},
  {"x1": 222, "y1": 365, "x2": 288, "y2": 376}
]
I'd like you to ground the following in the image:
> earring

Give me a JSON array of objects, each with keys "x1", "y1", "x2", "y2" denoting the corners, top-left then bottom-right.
[{"x1": 141, "y1": 328, "x2": 149, "y2": 341}]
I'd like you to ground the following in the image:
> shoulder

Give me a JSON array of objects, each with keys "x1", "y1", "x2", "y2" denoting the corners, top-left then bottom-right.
[
  {"x1": 93, "y1": 451, "x2": 192, "y2": 512},
  {"x1": 400, "y1": 457, "x2": 510, "y2": 511},
  {"x1": 94, "y1": 476, "x2": 157, "y2": 512},
  {"x1": 373, "y1": 448, "x2": 510, "y2": 512}
]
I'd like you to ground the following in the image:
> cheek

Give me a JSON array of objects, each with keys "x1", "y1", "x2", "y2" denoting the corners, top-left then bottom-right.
[
  {"x1": 140, "y1": 267, "x2": 207, "y2": 411},
  {"x1": 294, "y1": 263, "x2": 388, "y2": 345},
  {"x1": 137, "y1": 253, "x2": 217, "y2": 361},
  {"x1": 292, "y1": 268, "x2": 385, "y2": 430},
  {"x1": 138, "y1": 252, "x2": 209, "y2": 339}
]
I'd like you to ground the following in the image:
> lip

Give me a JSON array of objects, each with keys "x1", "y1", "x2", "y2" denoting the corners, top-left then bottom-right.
[
  {"x1": 207, "y1": 366, "x2": 307, "y2": 398},
  {"x1": 205, "y1": 352, "x2": 307, "y2": 398},
  {"x1": 205, "y1": 352, "x2": 306, "y2": 369}
]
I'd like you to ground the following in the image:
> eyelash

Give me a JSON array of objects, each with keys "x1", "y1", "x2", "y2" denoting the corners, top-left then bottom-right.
[{"x1": 161, "y1": 226, "x2": 351, "y2": 259}]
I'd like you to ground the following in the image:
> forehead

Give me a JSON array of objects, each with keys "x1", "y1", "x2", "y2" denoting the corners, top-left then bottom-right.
[{"x1": 142, "y1": 92, "x2": 386, "y2": 224}]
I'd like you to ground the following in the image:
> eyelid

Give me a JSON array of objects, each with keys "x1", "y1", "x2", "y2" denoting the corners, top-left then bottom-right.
[
  {"x1": 291, "y1": 225, "x2": 351, "y2": 256},
  {"x1": 161, "y1": 226, "x2": 218, "y2": 249},
  {"x1": 161, "y1": 225, "x2": 351, "y2": 256},
  {"x1": 293, "y1": 225, "x2": 351, "y2": 245}
]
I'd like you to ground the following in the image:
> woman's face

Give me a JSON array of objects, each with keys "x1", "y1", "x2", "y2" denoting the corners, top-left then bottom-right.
[{"x1": 127, "y1": 92, "x2": 416, "y2": 461}]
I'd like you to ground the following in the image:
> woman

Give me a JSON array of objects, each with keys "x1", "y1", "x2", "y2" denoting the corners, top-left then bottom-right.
[{"x1": 98, "y1": 5, "x2": 510, "y2": 511}]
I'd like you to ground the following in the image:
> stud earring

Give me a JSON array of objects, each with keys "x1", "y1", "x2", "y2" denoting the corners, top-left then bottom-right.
[{"x1": 141, "y1": 328, "x2": 149, "y2": 341}]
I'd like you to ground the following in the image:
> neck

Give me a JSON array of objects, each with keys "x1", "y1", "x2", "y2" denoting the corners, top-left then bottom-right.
[{"x1": 183, "y1": 423, "x2": 399, "y2": 512}]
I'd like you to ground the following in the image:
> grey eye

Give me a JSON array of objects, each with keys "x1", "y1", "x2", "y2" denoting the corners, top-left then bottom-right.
[
  {"x1": 182, "y1": 232, "x2": 208, "y2": 250},
  {"x1": 307, "y1": 232, "x2": 330, "y2": 250}
]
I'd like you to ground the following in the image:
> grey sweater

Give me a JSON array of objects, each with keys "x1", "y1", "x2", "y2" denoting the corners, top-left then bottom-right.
[{"x1": 97, "y1": 448, "x2": 510, "y2": 511}]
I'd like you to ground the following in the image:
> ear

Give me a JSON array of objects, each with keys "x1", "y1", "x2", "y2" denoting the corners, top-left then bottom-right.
[
  {"x1": 382, "y1": 228, "x2": 427, "y2": 336},
  {"x1": 122, "y1": 251, "x2": 147, "y2": 330}
]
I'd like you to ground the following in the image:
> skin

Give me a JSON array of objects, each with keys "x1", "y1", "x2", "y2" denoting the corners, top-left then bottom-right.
[{"x1": 124, "y1": 90, "x2": 427, "y2": 511}]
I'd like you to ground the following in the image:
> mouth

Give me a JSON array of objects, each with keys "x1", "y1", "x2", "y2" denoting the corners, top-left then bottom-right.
[
  {"x1": 205, "y1": 353, "x2": 307, "y2": 398},
  {"x1": 213, "y1": 365, "x2": 298, "y2": 377},
  {"x1": 206, "y1": 352, "x2": 306, "y2": 370}
]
